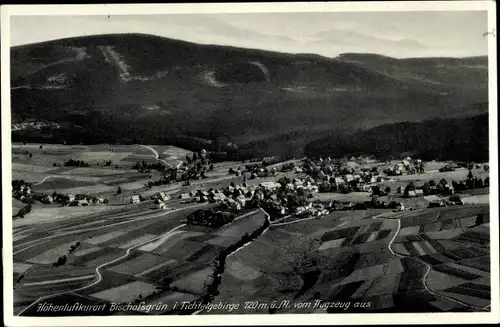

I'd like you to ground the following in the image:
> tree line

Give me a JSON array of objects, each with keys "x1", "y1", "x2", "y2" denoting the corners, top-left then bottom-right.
[{"x1": 305, "y1": 114, "x2": 489, "y2": 162}]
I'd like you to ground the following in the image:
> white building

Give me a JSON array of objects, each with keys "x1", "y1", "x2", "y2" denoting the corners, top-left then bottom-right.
[
  {"x1": 156, "y1": 192, "x2": 170, "y2": 201},
  {"x1": 130, "y1": 195, "x2": 141, "y2": 204},
  {"x1": 155, "y1": 199, "x2": 167, "y2": 210},
  {"x1": 260, "y1": 182, "x2": 280, "y2": 190}
]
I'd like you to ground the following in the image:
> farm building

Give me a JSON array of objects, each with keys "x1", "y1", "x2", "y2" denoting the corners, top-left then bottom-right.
[
  {"x1": 154, "y1": 199, "x2": 167, "y2": 210},
  {"x1": 334, "y1": 177, "x2": 345, "y2": 186},
  {"x1": 236, "y1": 195, "x2": 246, "y2": 207},
  {"x1": 75, "y1": 194, "x2": 87, "y2": 201},
  {"x1": 260, "y1": 182, "x2": 280, "y2": 190},
  {"x1": 77, "y1": 198, "x2": 89, "y2": 206},
  {"x1": 362, "y1": 184, "x2": 376, "y2": 192},
  {"x1": 67, "y1": 194, "x2": 75, "y2": 202},
  {"x1": 156, "y1": 192, "x2": 170, "y2": 201},
  {"x1": 198, "y1": 190, "x2": 209, "y2": 197},
  {"x1": 130, "y1": 195, "x2": 141, "y2": 204},
  {"x1": 179, "y1": 193, "x2": 190, "y2": 200},
  {"x1": 294, "y1": 181, "x2": 304, "y2": 189},
  {"x1": 415, "y1": 189, "x2": 424, "y2": 197},
  {"x1": 91, "y1": 197, "x2": 104, "y2": 204},
  {"x1": 424, "y1": 195, "x2": 442, "y2": 203},
  {"x1": 41, "y1": 195, "x2": 53, "y2": 204},
  {"x1": 230, "y1": 201, "x2": 242, "y2": 211},
  {"x1": 345, "y1": 174, "x2": 354, "y2": 182},
  {"x1": 406, "y1": 190, "x2": 418, "y2": 198}
]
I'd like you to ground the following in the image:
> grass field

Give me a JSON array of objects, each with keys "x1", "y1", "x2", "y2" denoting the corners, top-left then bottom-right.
[
  {"x1": 209, "y1": 203, "x2": 490, "y2": 314},
  {"x1": 11, "y1": 144, "x2": 491, "y2": 314}
]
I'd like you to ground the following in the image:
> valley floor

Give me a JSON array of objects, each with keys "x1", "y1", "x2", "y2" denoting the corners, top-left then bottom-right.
[{"x1": 10, "y1": 143, "x2": 491, "y2": 315}]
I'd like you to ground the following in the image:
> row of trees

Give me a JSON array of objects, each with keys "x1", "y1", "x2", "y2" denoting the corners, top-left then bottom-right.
[
  {"x1": 133, "y1": 160, "x2": 166, "y2": 173},
  {"x1": 64, "y1": 159, "x2": 90, "y2": 167},
  {"x1": 186, "y1": 208, "x2": 236, "y2": 228}
]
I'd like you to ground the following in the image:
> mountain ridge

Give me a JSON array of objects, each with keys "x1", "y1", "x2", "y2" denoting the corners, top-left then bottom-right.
[{"x1": 10, "y1": 33, "x2": 488, "y2": 158}]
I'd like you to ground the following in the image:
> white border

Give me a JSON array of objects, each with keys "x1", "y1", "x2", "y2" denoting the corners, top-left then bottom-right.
[{"x1": 2, "y1": 2, "x2": 498, "y2": 326}]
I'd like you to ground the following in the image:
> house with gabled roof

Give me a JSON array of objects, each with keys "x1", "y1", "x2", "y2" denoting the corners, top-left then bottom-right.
[
  {"x1": 156, "y1": 192, "x2": 170, "y2": 201},
  {"x1": 130, "y1": 195, "x2": 141, "y2": 204},
  {"x1": 178, "y1": 193, "x2": 190, "y2": 200},
  {"x1": 155, "y1": 199, "x2": 166, "y2": 210}
]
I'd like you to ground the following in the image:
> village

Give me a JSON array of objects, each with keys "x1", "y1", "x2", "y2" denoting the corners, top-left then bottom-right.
[
  {"x1": 165, "y1": 154, "x2": 490, "y2": 225},
  {"x1": 14, "y1": 147, "x2": 489, "y2": 226}
]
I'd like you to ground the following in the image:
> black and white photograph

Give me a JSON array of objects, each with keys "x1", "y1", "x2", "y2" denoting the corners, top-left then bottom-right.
[{"x1": 2, "y1": 2, "x2": 498, "y2": 326}]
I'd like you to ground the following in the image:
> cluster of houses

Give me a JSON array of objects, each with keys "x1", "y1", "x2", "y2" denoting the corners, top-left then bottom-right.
[
  {"x1": 12, "y1": 121, "x2": 61, "y2": 131},
  {"x1": 301, "y1": 158, "x2": 398, "y2": 195},
  {"x1": 12, "y1": 180, "x2": 108, "y2": 207},
  {"x1": 151, "y1": 192, "x2": 171, "y2": 210},
  {"x1": 185, "y1": 183, "x2": 256, "y2": 212},
  {"x1": 42, "y1": 193, "x2": 108, "y2": 206},
  {"x1": 236, "y1": 164, "x2": 279, "y2": 179},
  {"x1": 12, "y1": 180, "x2": 32, "y2": 202},
  {"x1": 384, "y1": 158, "x2": 424, "y2": 176},
  {"x1": 146, "y1": 149, "x2": 214, "y2": 185}
]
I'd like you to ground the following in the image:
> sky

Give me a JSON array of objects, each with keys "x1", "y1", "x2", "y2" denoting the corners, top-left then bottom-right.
[{"x1": 10, "y1": 11, "x2": 489, "y2": 58}]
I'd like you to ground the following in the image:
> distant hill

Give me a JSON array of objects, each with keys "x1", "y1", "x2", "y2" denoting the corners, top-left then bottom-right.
[
  {"x1": 305, "y1": 113, "x2": 489, "y2": 162},
  {"x1": 10, "y1": 33, "x2": 488, "y2": 158}
]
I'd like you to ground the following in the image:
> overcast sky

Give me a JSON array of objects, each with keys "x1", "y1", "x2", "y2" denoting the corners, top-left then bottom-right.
[{"x1": 10, "y1": 11, "x2": 488, "y2": 58}]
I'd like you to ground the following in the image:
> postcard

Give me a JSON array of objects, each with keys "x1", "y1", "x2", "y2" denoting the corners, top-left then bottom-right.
[{"x1": 2, "y1": 2, "x2": 498, "y2": 326}]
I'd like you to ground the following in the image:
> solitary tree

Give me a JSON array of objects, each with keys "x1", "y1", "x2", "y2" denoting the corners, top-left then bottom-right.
[
  {"x1": 467, "y1": 170, "x2": 474, "y2": 180},
  {"x1": 117, "y1": 186, "x2": 122, "y2": 195},
  {"x1": 474, "y1": 213, "x2": 485, "y2": 227}
]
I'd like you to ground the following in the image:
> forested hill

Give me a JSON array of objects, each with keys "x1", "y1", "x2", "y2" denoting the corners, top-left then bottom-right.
[
  {"x1": 11, "y1": 33, "x2": 488, "y2": 158},
  {"x1": 304, "y1": 114, "x2": 489, "y2": 162}
]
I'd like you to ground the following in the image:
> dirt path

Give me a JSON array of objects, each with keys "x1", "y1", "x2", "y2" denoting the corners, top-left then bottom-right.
[
  {"x1": 17, "y1": 223, "x2": 187, "y2": 316},
  {"x1": 373, "y1": 214, "x2": 489, "y2": 312}
]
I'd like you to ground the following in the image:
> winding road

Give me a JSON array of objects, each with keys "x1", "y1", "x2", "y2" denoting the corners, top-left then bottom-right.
[
  {"x1": 17, "y1": 223, "x2": 187, "y2": 316},
  {"x1": 34, "y1": 175, "x2": 71, "y2": 186},
  {"x1": 373, "y1": 214, "x2": 490, "y2": 312},
  {"x1": 138, "y1": 145, "x2": 172, "y2": 167},
  {"x1": 13, "y1": 203, "x2": 207, "y2": 255}
]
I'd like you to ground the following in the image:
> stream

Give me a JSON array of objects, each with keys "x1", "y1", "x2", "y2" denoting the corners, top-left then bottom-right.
[{"x1": 177, "y1": 208, "x2": 271, "y2": 315}]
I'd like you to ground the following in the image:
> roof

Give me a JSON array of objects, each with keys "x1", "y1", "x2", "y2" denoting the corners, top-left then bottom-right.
[
  {"x1": 415, "y1": 189, "x2": 424, "y2": 194},
  {"x1": 260, "y1": 182, "x2": 280, "y2": 189},
  {"x1": 131, "y1": 195, "x2": 140, "y2": 200},
  {"x1": 424, "y1": 195, "x2": 442, "y2": 202}
]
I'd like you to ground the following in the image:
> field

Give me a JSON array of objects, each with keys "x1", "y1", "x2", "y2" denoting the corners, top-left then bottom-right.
[
  {"x1": 13, "y1": 198, "x2": 268, "y2": 315},
  {"x1": 208, "y1": 204, "x2": 490, "y2": 314},
  {"x1": 11, "y1": 143, "x2": 491, "y2": 315}
]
